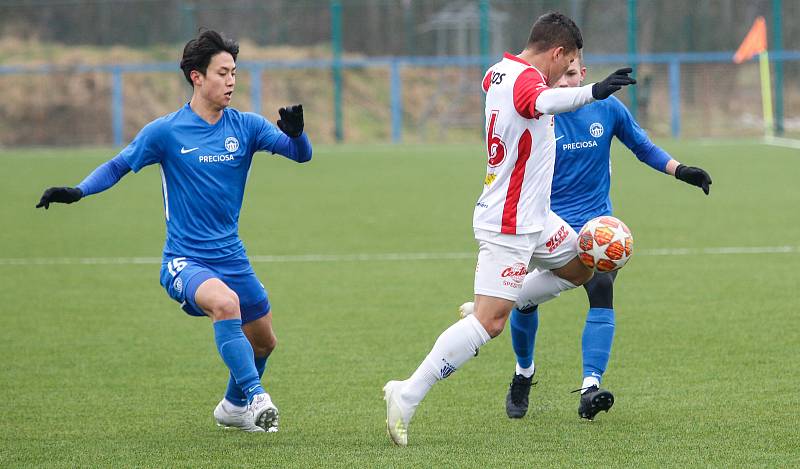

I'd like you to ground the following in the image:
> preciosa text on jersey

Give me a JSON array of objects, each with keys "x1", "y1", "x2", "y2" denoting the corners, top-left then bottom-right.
[
  {"x1": 199, "y1": 154, "x2": 235, "y2": 163},
  {"x1": 562, "y1": 140, "x2": 599, "y2": 151}
]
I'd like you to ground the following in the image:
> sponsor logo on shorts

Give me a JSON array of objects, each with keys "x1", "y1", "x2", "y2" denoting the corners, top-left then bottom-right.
[
  {"x1": 546, "y1": 225, "x2": 569, "y2": 253},
  {"x1": 501, "y1": 262, "x2": 527, "y2": 288},
  {"x1": 174, "y1": 277, "x2": 183, "y2": 293}
]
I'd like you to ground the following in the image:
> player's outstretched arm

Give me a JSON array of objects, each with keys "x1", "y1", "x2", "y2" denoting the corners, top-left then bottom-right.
[
  {"x1": 533, "y1": 68, "x2": 636, "y2": 115},
  {"x1": 535, "y1": 85, "x2": 596, "y2": 115},
  {"x1": 274, "y1": 104, "x2": 312, "y2": 163},
  {"x1": 592, "y1": 68, "x2": 636, "y2": 100},
  {"x1": 626, "y1": 142, "x2": 712, "y2": 195},
  {"x1": 36, "y1": 187, "x2": 83, "y2": 209},
  {"x1": 277, "y1": 104, "x2": 304, "y2": 138},
  {"x1": 612, "y1": 97, "x2": 709, "y2": 194},
  {"x1": 36, "y1": 155, "x2": 132, "y2": 209},
  {"x1": 673, "y1": 163, "x2": 712, "y2": 195},
  {"x1": 631, "y1": 146, "x2": 712, "y2": 195}
]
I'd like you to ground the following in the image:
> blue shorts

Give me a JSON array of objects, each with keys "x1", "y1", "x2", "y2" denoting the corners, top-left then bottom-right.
[{"x1": 159, "y1": 255, "x2": 271, "y2": 324}]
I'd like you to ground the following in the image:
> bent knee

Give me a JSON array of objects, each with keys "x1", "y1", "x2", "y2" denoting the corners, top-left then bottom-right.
[
  {"x1": 208, "y1": 292, "x2": 241, "y2": 320},
  {"x1": 586, "y1": 272, "x2": 615, "y2": 293},
  {"x1": 553, "y1": 257, "x2": 594, "y2": 286},
  {"x1": 584, "y1": 272, "x2": 616, "y2": 308},
  {"x1": 572, "y1": 268, "x2": 594, "y2": 286},
  {"x1": 557, "y1": 269, "x2": 593, "y2": 287},
  {"x1": 480, "y1": 318, "x2": 506, "y2": 338},
  {"x1": 253, "y1": 335, "x2": 277, "y2": 357}
]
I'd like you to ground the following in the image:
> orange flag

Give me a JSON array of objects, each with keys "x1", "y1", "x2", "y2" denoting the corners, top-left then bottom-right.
[{"x1": 733, "y1": 16, "x2": 768, "y2": 63}]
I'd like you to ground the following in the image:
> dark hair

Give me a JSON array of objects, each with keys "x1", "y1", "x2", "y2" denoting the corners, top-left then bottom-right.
[
  {"x1": 180, "y1": 29, "x2": 239, "y2": 86},
  {"x1": 527, "y1": 12, "x2": 583, "y2": 53}
]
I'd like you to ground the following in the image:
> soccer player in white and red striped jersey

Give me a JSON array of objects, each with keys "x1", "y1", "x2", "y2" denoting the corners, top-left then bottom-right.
[{"x1": 383, "y1": 12, "x2": 636, "y2": 446}]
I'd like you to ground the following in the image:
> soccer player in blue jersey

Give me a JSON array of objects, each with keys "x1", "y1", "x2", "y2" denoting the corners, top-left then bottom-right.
[
  {"x1": 35, "y1": 30, "x2": 312, "y2": 432},
  {"x1": 503, "y1": 53, "x2": 712, "y2": 420}
]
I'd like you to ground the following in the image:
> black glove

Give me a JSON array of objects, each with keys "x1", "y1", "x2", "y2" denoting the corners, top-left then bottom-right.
[
  {"x1": 277, "y1": 104, "x2": 304, "y2": 138},
  {"x1": 675, "y1": 164, "x2": 712, "y2": 195},
  {"x1": 36, "y1": 187, "x2": 83, "y2": 209},
  {"x1": 592, "y1": 68, "x2": 637, "y2": 100}
]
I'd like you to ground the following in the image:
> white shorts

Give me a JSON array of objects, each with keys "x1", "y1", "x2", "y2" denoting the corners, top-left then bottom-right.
[{"x1": 474, "y1": 210, "x2": 578, "y2": 301}]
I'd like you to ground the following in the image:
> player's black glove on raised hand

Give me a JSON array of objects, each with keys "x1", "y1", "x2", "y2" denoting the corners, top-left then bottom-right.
[
  {"x1": 675, "y1": 164, "x2": 712, "y2": 195},
  {"x1": 277, "y1": 104, "x2": 304, "y2": 138},
  {"x1": 592, "y1": 68, "x2": 637, "y2": 100},
  {"x1": 36, "y1": 187, "x2": 83, "y2": 209}
]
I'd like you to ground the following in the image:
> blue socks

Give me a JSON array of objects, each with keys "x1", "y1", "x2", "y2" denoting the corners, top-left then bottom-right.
[
  {"x1": 510, "y1": 306, "x2": 539, "y2": 369},
  {"x1": 581, "y1": 308, "x2": 615, "y2": 380},
  {"x1": 510, "y1": 306, "x2": 616, "y2": 384},
  {"x1": 213, "y1": 319, "x2": 264, "y2": 404},
  {"x1": 224, "y1": 356, "x2": 268, "y2": 407}
]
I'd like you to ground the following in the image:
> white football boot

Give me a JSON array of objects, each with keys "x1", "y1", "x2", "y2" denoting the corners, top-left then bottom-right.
[
  {"x1": 383, "y1": 380, "x2": 415, "y2": 447},
  {"x1": 249, "y1": 393, "x2": 280, "y2": 432},
  {"x1": 213, "y1": 399, "x2": 265, "y2": 432},
  {"x1": 458, "y1": 301, "x2": 475, "y2": 319}
]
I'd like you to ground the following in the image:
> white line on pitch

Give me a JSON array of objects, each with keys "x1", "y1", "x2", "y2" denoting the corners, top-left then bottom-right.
[
  {"x1": 0, "y1": 246, "x2": 797, "y2": 266},
  {"x1": 762, "y1": 136, "x2": 800, "y2": 150}
]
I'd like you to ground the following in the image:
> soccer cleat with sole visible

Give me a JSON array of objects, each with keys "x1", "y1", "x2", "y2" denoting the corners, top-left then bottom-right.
[
  {"x1": 576, "y1": 385, "x2": 614, "y2": 420},
  {"x1": 383, "y1": 380, "x2": 414, "y2": 447},
  {"x1": 505, "y1": 373, "x2": 534, "y2": 419},
  {"x1": 214, "y1": 399, "x2": 265, "y2": 432},
  {"x1": 249, "y1": 393, "x2": 280, "y2": 432},
  {"x1": 458, "y1": 301, "x2": 475, "y2": 319}
]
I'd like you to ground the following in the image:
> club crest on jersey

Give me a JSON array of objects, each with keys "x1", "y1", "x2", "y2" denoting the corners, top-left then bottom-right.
[
  {"x1": 589, "y1": 122, "x2": 604, "y2": 138},
  {"x1": 224, "y1": 137, "x2": 240, "y2": 153}
]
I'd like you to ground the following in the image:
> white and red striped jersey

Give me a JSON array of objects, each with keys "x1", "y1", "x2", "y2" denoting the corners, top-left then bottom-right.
[{"x1": 473, "y1": 52, "x2": 558, "y2": 235}]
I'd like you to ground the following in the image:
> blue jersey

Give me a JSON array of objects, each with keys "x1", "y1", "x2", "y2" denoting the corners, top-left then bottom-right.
[
  {"x1": 551, "y1": 96, "x2": 667, "y2": 232},
  {"x1": 121, "y1": 103, "x2": 287, "y2": 261}
]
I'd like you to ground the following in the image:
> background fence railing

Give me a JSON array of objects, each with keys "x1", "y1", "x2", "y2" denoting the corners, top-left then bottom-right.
[
  {"x1": 1, "y1": 50, "x2": 798, "y2": 146},
  {"x1": 1, "y1": 0, "x2": 797, "y2": 146}
]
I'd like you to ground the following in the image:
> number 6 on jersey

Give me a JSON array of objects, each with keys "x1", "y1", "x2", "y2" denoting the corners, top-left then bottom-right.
[{"x1": 487, "y1": 110, "x2": 506, "y2": 167}]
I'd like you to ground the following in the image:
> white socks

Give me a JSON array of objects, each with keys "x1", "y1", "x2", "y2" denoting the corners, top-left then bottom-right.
[
  {"x1": 399, "y1": 314, "x2": 491, "y2": 408},
  {"x1": 581, "y1": 376, "x2": 600, "y2": 393},
  {"x1": 515, "y1": 362, "x2": 535, "y2": 378},
  {"x1": 515, "y1": 268, "x2": 578, "y2": 310},
  {"x1": 222, "y1": 399, "x2": 248, "y2": 413}
]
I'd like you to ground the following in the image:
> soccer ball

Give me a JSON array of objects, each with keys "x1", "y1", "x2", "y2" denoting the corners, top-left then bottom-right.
[{"x1": 577, "y1": 216, "x2": 633, "y2": 272}]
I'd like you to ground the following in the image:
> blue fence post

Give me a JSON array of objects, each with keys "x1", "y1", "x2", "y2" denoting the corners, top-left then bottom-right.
[
  {"x1": 390, "y1": 59, "x2": 402, "y2": 143},
  {"x1": 627, "y1": 0, "x2": 638, "y2": 120},
  {"x1": 250, "y1": 65, "x2": 262, "y2": 115},
  {"x1": 669, "y1": 60, "x2": 680, "y2": 138},
  {"x1": 479, "y1": 0, "x2": 490, "y2": 71},
  {"x1": 112, "y1": 66, "x2": 123, "y2": 147},
  {"x1": 331, "y1": 0, "x2": 344, "y2": 142}
]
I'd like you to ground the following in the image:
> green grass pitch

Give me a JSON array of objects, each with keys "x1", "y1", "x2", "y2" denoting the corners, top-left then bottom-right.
[{"x1": 1, "y1": 140, "x2": 798, "y2": 467}]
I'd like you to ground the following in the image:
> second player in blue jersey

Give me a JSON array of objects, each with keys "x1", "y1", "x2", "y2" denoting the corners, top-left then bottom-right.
[
  {"x1": 37, "y1": 30, "x2": 312, "y2": 433},
  {"x1": 504, "y1": 53, "x2": 712, "y2": 420}
]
